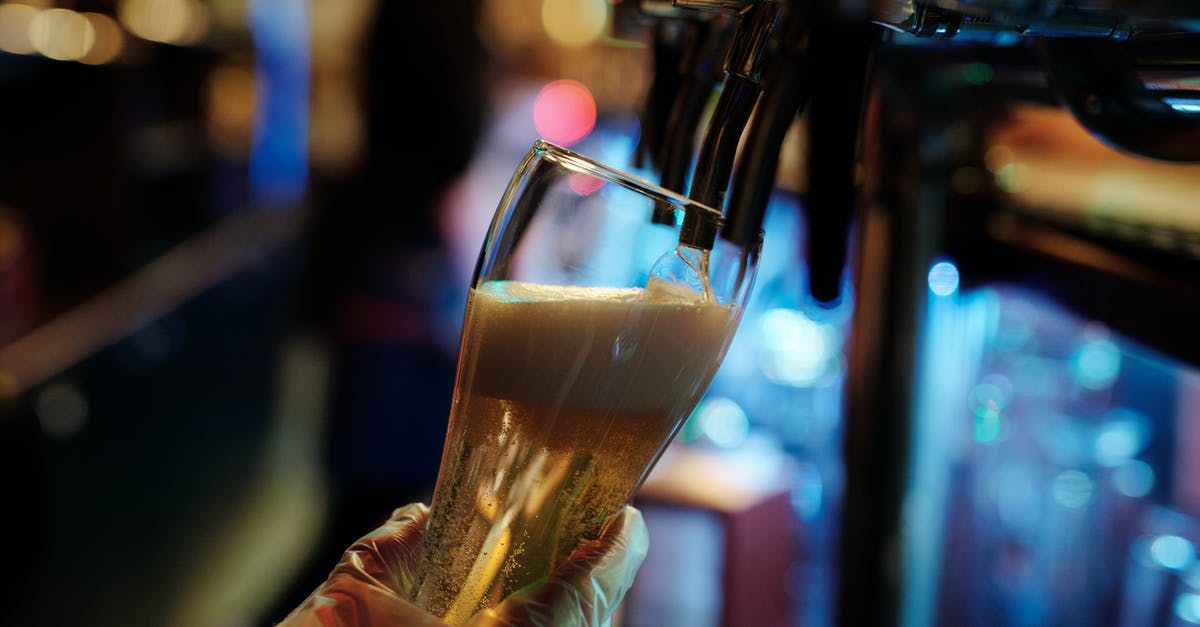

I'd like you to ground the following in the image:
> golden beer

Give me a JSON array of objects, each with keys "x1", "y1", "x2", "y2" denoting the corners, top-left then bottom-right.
[{"x1": 413, "y1": 279, "x2": 737, "y2": 624}]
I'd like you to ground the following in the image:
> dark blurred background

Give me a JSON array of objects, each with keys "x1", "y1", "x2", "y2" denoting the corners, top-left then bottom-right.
[{"x1": 0, "y1": 1, "x2": 1198, "y2": 626}]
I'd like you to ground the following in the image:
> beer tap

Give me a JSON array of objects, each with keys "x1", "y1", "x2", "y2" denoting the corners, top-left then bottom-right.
[
  {"x1": 715, "y1": 0, "x2": 874, "y2": 307},
  {"x1": 721, "y1": 3, "x2": 808, "y2": 252},
  {"x1": 676, "y1": 0, "x2": 783, "y2": 248},
  {"x1": 645, "y1": 3, "x2": 733, "y2": 226},
  {"x1": 634, "y1": 20, "x2": 693, "y2": 174},
  {"x1": 634, "y1": 3, "x2": 719, "y2": 177},
  {"x1": 868, "y1": 2, "x2": 1200, "y2": 162},
  {"x1": 686, "y1": 0, "x2": 782, "y2": 211},
  {"x1": 800, "y1": 18, "x2": 878, "y2": 306}
]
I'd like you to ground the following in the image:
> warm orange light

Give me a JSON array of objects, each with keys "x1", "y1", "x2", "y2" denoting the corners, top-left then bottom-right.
[
  {"x1": 119, "y1": 0, "x2": 209, "y2": 46},
  {"x1": 541, "y1": 0, "x2": 607, "y2": 49},
  {"x1": 987, "y1": 105, "x2": 1200, "y2": 233},
  {"x1": 0, "y1": 3, "x2": 37, "y2": 54},
  {"x1": 205, "y1": 64, "x2": 256, "y2": 156},
  {"x1": 994, "y1": 162, "x2": 1031, "y2": 194},
  {"x1": 984, "y1": 144, "x2": 1014, "y2": 173},
  {"x1": 28, "y1": 8, "x2": 94, "y2": 62},
  {"x1": 79, "y1": 12, "x2": 124, "y2": 65}
]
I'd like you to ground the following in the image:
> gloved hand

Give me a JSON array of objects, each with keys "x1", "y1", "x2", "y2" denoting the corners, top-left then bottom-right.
[{"x1": 278, "y1": 503, "x2": 649, "y2": 627}]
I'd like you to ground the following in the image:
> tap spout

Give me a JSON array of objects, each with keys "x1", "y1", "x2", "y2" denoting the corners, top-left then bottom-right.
[
  {"x1": 680, "y1": 0, "x2": 781, "y2": 246},
  {"x1": 721, "y1": 7, "x2": 808, "y2": 250}
]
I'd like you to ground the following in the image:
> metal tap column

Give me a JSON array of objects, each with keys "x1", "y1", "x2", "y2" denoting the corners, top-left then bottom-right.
[{"x1": 835, "y1": 53, "x2": 950, "y2": 627}]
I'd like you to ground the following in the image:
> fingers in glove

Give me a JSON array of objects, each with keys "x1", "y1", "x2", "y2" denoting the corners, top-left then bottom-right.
[
  {"x1": 277, "y1": 504, "x2": 439, "y2": 627},
  {"x1": 332, "y1": 503, "x2": 431, "y2": 594},
  {"x1": 467, "y1": 505, "x2": 649, "y2": 627}
]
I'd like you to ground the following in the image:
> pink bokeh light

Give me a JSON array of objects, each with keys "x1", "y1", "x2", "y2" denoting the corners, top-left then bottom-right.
[{"x1": 533, "y1": 79, "x2": 597, "y2": 147}]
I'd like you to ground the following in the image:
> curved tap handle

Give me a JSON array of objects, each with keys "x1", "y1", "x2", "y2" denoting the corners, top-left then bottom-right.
[
  {"x1": 725, "y1": 0, "x2": 784, "y2": 80},
  {"x1": 802, "y1": 23, "x2": 878, "y2": 306},
  {"x1": 636, "y1": 21, "x2": 695, "y2": 172},
  {"x1": 654, "y1": 16, "x2": 736, "y2": 223},
  {"x1": 684, "y1": 0, "x2": 782, "y2": 224},
  {"x1": 722, "y1": 6, "x2": 810, "y2": 250}
]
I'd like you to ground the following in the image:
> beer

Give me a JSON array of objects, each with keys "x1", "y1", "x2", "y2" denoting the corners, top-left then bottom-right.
[{"x1": 413, "y1": 278, "x2": 738, "y2": 624}]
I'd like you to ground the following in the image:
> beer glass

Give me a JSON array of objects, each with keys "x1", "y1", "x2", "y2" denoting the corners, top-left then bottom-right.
[{"x1": 412, "y1": 140, "x2": 761, "y2": 624}]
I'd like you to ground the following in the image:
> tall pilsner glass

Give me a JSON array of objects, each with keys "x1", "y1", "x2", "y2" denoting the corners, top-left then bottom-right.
[{"x1": 412, "y1": 140, "x2": 761, "y2": 624}]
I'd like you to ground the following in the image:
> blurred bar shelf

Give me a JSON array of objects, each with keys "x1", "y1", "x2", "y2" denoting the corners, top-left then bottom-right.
[{"x1": 951, "y1": 201, "x2": 1200, "y2": 368}]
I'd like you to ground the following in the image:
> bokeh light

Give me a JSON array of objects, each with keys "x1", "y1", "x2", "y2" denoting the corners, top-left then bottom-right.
[
  {"x1": 541, "y1": 0, "x2": 608, "y2": 49},
  {"x1": 28, "y1": 8, "x2": 94, "y2": 62},
  {"x1": 695, "y1": 397, "x2": 750, "y2": 449},
  {"x1": 206, "y1": 64, "x2": 257, "y2": 156},
  {"x1": 927, "y1": 260, "x2": 959, "y2": 296},
  {"x1": 1112, "y1": 459, "x2": 1154, "y2": 498},
  {"x1": 0, "y1": 3, "x2": 37, "y2": 54},
  {"x1": 533, "y1": 79, "x2": 596, "y2": 147},
  {"x1": 1070, "y1": 338, "x2": 1121, "y2": 390},
  {"x1": 79, "y1": 12, "x2": 125, "y2": 65},
  {"x1": 1094, "y1": 409, "x2": 1149, "y2": 467},
  {"x1": 1150, "y1": 534, "x2": 1195, "y2": 571},
  {"x1": 984, "y1": 144, "x2": 1014, "y2": 173},
  {"x1": 758, "y1": 308, "x2": 841, "y2": 387},
  {"x1": 994, "y1": 161, "x2": 1032, "y2": 193},
  {"x1": 970, "y1": 378, "x2": 1012, "y2": 412},
  {"x1": 119, "y1": 0, "x2": 210, "y2": 46},
  {"x1": 1051, "y1": 469, "x2": 1094, "y2": 509},
  {"x1": 1176, "y1": 593, "x2": 1200, "y2": 624},
  {"x1": 970, "y1": 375, "x2": 1011, "y2": 444}
]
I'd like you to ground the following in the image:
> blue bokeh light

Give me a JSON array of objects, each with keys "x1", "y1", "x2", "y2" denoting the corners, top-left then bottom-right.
[
  {"x1": 1094, "y1": 414, "x2": 1149, "y2": 467},
  {"x1": 1150, "y1": 534, "x2": 1196, "y2": 571},
  {"x1": 927, "y1": 261, "x2": 960, "y2": 296},
  {"x1": 1070, "y1": 339, "x2": 1122, "y2": 390},
  {"x1": 758, "y1": 308, "x2": 839, "y2": 387},
  {"x1": 696, "y1": 397, "x2": 750, "y2": 449},
  {"x1": 1113, "y1": 460, "x2": 1155, "y2": 498},
  {"x1": 1176, "y1": 593, "x2": 1200, "y2": 624},
  {"x1": 1051, "y1": 469, "x2": 1094, "y2": 509}
]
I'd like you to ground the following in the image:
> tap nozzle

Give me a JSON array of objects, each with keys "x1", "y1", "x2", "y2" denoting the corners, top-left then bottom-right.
[{"x1": 687, "y1": 0, "x2": 782, "y2": 211}]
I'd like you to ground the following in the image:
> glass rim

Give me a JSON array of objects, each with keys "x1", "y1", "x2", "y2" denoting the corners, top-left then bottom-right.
[{"x1": 533, "y1": 139, "x2": 725, "y2": 223}]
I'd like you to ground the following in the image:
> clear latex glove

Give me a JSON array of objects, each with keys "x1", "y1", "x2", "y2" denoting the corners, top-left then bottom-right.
[{"x1": 278, "y1": 503, "x2": 649, "y2": 627}]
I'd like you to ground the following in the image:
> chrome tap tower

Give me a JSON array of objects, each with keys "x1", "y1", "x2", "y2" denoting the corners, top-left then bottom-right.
[{"x1": 627, "y1": 1, "x2": 1200, "y2": 624}]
